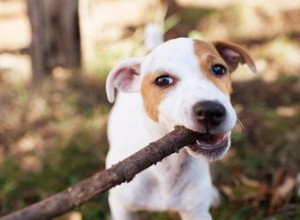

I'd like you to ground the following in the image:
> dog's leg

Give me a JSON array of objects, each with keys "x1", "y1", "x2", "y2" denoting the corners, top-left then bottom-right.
[
  {"x1": 108, "y1": 193, "x2": 139, "y2": 220},
  {"x1": 179, "y1": 199, "x2": 212, "y2": 220},
  {"x1": 211, "y1": 185, "x2": 220, "y2": 207},
  {"x1": 179, "y1": 210, "x2": 212, "y2": 220}
]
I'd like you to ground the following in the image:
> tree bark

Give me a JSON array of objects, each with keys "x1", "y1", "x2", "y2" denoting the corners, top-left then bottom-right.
[
  {"x1": 27, "y1": 0, "x2": 81, "y2": 79},
  {"x1": 1, "y1": 126, "x2": 199, "y2": 220},
  {"x1": 27, "y1": 0, "x2": 46, "y2": 78}
]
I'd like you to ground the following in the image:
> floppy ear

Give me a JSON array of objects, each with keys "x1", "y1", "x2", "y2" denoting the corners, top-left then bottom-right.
[
  {"x1": 213, "y1": 41, "x2": 257, "y2": 73},
  {"x1": 106, "y1": 57, "x2": 144, "y2": 103}
]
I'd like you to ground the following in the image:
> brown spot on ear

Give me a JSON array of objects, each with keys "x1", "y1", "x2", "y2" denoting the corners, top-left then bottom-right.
[
  {"x1": 141, "y1": 73, "x2": 173, "y2": 122},
  {"x1": 194, "y1": 40, "x2": 233, "y2": 96}
]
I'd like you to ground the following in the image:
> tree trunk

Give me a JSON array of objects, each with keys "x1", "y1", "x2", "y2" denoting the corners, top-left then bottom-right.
[{"x1": 27, "y1": 0, "x2": 81, "y2": 79}]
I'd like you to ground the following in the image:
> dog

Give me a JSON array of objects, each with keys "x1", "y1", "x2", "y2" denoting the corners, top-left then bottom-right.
[{"x1": 105, "y1": 37, "x2": 256, "y2": 220}]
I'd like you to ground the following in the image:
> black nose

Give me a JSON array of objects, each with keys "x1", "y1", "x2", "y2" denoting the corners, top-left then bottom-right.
[{"x1": 193, "y1": 101, "x2": 226, "y2": 128}]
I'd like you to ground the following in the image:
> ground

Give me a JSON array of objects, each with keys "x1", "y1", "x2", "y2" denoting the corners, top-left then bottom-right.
[{"x1": 0, "y1": 0, "x2": 300, "y2": 219}]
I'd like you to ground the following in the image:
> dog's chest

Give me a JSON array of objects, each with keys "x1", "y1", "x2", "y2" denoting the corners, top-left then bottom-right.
[
  {"x1": 140, "y1": 150, "x2": 209, "y2": 209},
  {"x1": 153, "y1": 151, "x2": 192, "y2": 188}
]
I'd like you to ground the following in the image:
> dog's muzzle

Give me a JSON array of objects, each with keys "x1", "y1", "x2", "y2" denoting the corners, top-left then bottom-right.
[{"x1": 187, "y1": 101, "x2": 230, "y2": 160}]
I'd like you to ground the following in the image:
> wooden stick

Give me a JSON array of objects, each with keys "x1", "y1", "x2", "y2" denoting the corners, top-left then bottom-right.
[{"x1": 1, "y1": 126, "x2": 199, "y2": 220}]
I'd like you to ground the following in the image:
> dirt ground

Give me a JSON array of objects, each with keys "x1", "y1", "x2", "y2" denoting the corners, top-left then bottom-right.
[{"x1": 0, "y1": 0, "x2": 300, "y2": 219}]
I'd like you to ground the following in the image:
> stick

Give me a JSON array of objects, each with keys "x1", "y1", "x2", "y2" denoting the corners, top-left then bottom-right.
[{"x1": 1, "y1": 126, "x2": 199, "y2": 220}]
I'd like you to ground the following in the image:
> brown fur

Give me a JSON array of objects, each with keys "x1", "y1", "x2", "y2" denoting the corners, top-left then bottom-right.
[
  {"x1": 194, "y1": 40, "x2": 233, "y2": 96},
  {"x1": 141, "y1": 72, "x2": 177, "y2": 122}
]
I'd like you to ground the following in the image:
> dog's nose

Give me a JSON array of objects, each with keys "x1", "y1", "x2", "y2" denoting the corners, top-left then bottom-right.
[{"x1": 193, "y1": 101, "x2": 226, "y2": 128}]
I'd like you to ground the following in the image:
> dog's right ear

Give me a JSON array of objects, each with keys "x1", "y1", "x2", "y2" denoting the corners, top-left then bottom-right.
[{"x1": 106, "y1": 57, "x2": 144, "y2": 103}]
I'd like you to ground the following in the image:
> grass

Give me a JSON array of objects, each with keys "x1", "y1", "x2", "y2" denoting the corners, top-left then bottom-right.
[
  {"x1": 0, "y1": 119, "x2": 110, "y2": 218},
  {"x1": 0, "y1": 73, "x2": 111, "y2": 219}
]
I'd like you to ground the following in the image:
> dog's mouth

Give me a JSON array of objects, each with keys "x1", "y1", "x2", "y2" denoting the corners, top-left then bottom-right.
[{"x1": 187, "y1": 132, "x2": 229, "y2": 160}]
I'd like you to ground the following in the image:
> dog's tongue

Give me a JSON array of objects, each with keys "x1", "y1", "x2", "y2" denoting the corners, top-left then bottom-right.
[
  {"x1": 195, "y1": 133, "x2": 226, "y2": 148},
  {"x1": 212, "y1": 133, "x2": 227, "y2": 143}
]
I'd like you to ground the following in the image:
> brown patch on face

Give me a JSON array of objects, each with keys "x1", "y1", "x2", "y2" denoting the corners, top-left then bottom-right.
[
  {"x1": 141, "y1": 72, "x2": 175, "y2": 122},
  {"x1": 194, "y1": 40, "x2": 233, "y2": 96}
]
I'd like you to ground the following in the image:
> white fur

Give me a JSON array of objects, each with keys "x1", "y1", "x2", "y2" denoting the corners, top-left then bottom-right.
[{"x1": 106, "y1": 38, "x2": 247, "y2": 220}]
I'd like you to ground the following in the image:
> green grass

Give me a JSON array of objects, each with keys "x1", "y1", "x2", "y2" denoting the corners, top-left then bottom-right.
[{"x1": 0, "y1": 127, "x2": 109, "y2": 218}]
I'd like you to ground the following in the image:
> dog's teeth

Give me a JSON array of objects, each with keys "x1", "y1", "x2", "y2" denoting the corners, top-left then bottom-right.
[{"x1": 215, "y1": 134, "x2": 226, "y2": 143}]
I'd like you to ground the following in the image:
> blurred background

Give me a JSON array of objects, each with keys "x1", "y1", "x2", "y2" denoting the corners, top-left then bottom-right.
[{"x1": 0, "y1": 0, "x2": 300, "y2": 219}]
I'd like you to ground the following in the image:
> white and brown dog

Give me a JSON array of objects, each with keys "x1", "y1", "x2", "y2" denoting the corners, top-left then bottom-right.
[{"x1": 105, "y1": 38, "x2": 256, "y2": 220}]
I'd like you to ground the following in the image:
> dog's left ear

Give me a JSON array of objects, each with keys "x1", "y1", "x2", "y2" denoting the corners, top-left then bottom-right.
[
  {"x1": 213, "y1": 41, "x2": 257, "y2": 73},
  {"x1": 106, "y1": 57, "x2": 144, "y2": 103}
]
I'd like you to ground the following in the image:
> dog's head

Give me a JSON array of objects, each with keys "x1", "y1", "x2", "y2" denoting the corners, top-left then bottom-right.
[{"x1": 106, "y1": 38, "x2": 256, "y2": 161}]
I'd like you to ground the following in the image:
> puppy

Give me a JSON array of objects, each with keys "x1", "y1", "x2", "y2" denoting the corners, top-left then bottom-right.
[{"x1": 105, "y1": 38, "x2": 256, "y2": 220}]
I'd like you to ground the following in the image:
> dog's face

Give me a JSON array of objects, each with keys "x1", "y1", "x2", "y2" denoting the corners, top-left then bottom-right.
[{"x1": 106, "y1": 38, "x2": 256, "y2": 161}]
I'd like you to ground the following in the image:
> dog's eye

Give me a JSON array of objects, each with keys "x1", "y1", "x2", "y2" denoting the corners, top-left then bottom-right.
[
  {"x1": 211, "y1": 64, "x2": 227, "y2": 76},
  {"x1": 155, "y1": 75, "x2": 174, "y2": 87}
]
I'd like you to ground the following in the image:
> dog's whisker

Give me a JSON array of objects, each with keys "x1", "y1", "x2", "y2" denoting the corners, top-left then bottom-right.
[{"x1": 233, "y1": 119, "x2": 244, "y2": 133}]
